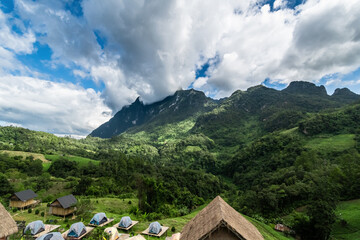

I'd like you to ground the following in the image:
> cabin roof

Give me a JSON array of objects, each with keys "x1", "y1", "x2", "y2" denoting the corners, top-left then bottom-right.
[
  {"x1": 13, "y1": 189, "x2": 37, "y2": 201},
  {"x1": 51, "y1": 194, "x2": 77, "y2": 209},
  {"x1": 180, "y1": 196, "x2": 264, "y2": 240}
]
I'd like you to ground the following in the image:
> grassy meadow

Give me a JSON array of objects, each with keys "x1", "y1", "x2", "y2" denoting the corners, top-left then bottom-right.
[
  {"x1": 331, "y1": 199, "x2": 360, "y2": 240},
  {"x1": 44, "y1": 154, "x2": 100, "y2": 166}
]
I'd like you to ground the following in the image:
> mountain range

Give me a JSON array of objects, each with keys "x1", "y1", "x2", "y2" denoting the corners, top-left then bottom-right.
[{"x1": 90, "y1": 81, "x2": 360, "y2": 139}]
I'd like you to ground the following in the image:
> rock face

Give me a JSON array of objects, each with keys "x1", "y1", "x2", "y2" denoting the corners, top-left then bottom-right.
[
  {"x1": 332, "y1": 88, "x2": 360, "y2": 102},
  {"x1": 282, "y1": 81, "x2": 328, "y2": 96},
  {"x1": 90, "y1": 81, "x2": 360, "y2": 139},
  {"x1": 90, "y1": 89, "x2": 216, "y2": 138}
]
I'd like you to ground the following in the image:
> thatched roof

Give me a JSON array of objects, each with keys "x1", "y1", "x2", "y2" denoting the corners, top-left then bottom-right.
[
  {"x1": 181, "y1": 196, "x2": 264, "y2": 240},
  {"x1": 127, "y1": 234, "x2": 146, "y2": 240},
  {"x1": 0, "y1": 202, "x2": 18, "y2": 238}
]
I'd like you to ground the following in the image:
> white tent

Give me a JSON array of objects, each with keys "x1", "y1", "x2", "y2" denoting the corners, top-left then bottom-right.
[{"x1": 104, "y1": 227, "x2": 119, "y2": 240}]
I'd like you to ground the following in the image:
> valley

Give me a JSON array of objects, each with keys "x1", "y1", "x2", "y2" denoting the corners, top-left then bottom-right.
[{"x1": 1, "y1": 81, "x2": 360, "y2": 239}]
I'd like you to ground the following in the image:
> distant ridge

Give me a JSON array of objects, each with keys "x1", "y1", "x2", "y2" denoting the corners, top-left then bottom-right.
[
  {"x1": 90, "y1": 81, "x2": 360, "y2": 139},
  {"x1": 90, "y1": 89, "x2": 216, "y2": 138},
  {"x1": 282, "y1": 81, "x2": 328, "y2": 96}
]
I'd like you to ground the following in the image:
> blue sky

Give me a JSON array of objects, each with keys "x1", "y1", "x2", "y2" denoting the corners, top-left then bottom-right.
[{"x1": 0, "y1": 0, "x2": 360, "y2": 136}]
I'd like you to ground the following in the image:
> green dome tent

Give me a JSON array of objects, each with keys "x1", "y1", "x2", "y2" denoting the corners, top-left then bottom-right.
[
  {"x1": 149, "y1": 222, "x2": 162, "y2": 234},
  {"x1": 24, "y1": 220, "x2": 45, "y2": 235},
  {"x1": 36, "y1": 232, "x2": 64, "y2": 240},
  {"x1": 90, "y1": 213, "x2": 108, "y2": 225},
  {"x1": 67, "y1": 222, "x2": 86, "y2": 238},
  {"x1": 119, "y1": 216, "x2": 132, "y2": 228}
]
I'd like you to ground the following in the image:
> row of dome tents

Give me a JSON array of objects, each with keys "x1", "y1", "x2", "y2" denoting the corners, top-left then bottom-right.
[{"x1": 3, "y1": 196, "x2": 266, "y2": 240}]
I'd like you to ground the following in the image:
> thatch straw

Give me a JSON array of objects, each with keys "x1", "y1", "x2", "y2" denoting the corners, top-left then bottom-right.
[
  {"x1": 181, "y1": 196, "x2": 264, "y2": 240},
  {"x1": 0, "y1": 202, "x2": 18, "y2": 238},
  {"x1": 127, "y1": 234, "x2": 146, "y2": 240}
]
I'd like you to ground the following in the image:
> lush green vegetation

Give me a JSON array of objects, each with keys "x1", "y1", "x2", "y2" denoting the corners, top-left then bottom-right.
[
  {"x1": 332, "y1": 199, "x2": 360, "y2": 239},
  {"x1": 45, "y1": 154, "x2": 100, "y2": 166},
  {"x1": 1, "y1": 83, "x2": 360, "y2": 239}
]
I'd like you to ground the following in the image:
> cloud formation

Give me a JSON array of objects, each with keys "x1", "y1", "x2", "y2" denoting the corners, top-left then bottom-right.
[
  {"x1": 0, "y1": 76, "x2": 111, "y2": 135},
  {"x1": 13, "y1": 0, "x2": 360, "y2": 103},
  {"x1": 0, "y1": 0, "x2": 360, "y2": 135}
]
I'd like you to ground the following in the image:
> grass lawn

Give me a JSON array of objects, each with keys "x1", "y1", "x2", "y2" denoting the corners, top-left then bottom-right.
[
  {"x1": 305, "y1": 134, "x2": 355, "y2": 152},
  {"x1": 10, "y1": 197, "x2": 293, "y2": 240},
  {"x1": 0, "y1": 150, "x2": 49, "y2": 162},
  {"x1": 45, "y1": 154, "x2": 100, "y2": 167},
  {"x1": 331, "y1": 199, "x2": 360, "y2": 240}
]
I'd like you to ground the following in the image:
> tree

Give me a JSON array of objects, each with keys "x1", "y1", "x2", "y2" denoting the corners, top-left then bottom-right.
[
  {"x1": 74, "y1": 176, "x2": 92, "y2": 195},
  {"x1": 0, "y1": 173, "x2": 13, "y2": 195},
  {"x1": 48, "y1": 158, "x2": 78, "y2": 178},
  {"x1": 35, "y1": 173, "x2": 52, "y2": 191}
]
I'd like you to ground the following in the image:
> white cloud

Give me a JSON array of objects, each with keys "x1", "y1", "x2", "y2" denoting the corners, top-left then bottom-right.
[
  {"x1": 0, "y1": 0, "x2": 359, "y2": 135},
  {"x1": 0, "y1": 76, "x2": 111, "y2": 135},
  {"x1": 0, "y1": 10, "x2": 35, "y2": 54}
]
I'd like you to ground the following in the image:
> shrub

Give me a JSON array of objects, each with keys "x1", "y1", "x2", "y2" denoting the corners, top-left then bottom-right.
[
  {"x1": 128, "y1": 200, "x2": 132, "y2": 205},
  {"x1": 171, "y1": 226, "x2": 176, "y2": 232},
  {"x1": 28, "y1": 208, "x2": 32, "y2": 213},
  {"x1": 12, "y1": 208, "x2": 18, "y2": 213},
  {"x1": 340, "y1": 219, "x2": 347, "y2": 227},
  {"x1": 41, "y1": 212, "x2": 45, "y2": 217},
  {"x1": 64, "y1": 218, "x2": 69, "y2": 223},
  {"x1": 54, "y1": 219, "x2": 58, "y2": 224},
  {"x1": 35, "y1": 209, "x2": 40, "y2": 215}
]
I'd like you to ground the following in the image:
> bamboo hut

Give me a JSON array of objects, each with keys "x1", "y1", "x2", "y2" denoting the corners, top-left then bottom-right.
[
  {"x1": 180, "y1": 196, "x2": 264, "y2": 240},
  {"x1": 49, "y1": 194, "x2": 77, "y2": 217},
  {"x1": 9, "y1": 189, "x2": 38, "y2": 209},
  {"x1": 0, "y1": 202, "x2": 18, "y2": 240}
]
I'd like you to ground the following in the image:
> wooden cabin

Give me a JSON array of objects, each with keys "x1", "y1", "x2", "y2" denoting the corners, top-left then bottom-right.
[
  {"x1": 180, "y1": 196, "x2": 264, "y2": 240},
  {"x1": 0, "y1": 203, "x2": 18, "y2": 240},
  {"x1": 49, "y1": 194, "x2": 77, "y2": 216},
  {"x1": 10, "y1": 189, "x2": 38, "y2": 209}
]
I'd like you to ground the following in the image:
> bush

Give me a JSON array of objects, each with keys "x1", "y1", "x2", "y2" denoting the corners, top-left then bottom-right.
[
  {"x1": 28, "y1": 208, "x2": 32, "y2": 213},
  {"x1": 12, "y1": 208, "x2": 18, "y2": 213},
  {"x1": 340, "y1": 219, "x2": 347, "y2": 227},
  {"x1": 147, "y1": 212, "x2": 162, "y2": 221},
  {"x1": 171, "y1": 226, "x2": 176, "y2": 232},
  {"x1": 128, "y1": 200, "x2": 132, "y2": 205},
  {"x1": 64, "y1": 218, "x2": 69, "y2": 223},
  {"x1": 54, "y1": 219, "x2": 58, "y2": 224},
  {"x1": 129, "y1": 206, "x2": 139, "y2": 215},
  {"x1": 35, "y1": 209, "x2": 40, "y2": 215},
  {"x1": 41, "y1": 212, "x2": 44, "y2": 217}
]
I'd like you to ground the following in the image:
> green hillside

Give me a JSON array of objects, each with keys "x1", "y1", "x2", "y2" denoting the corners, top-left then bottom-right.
[
  {"x1": 332, "y1": 199, "x2": 360, "y2": 240},
  {"x1": 1, "y1": 82, "x2": 360, "y2": 239}
]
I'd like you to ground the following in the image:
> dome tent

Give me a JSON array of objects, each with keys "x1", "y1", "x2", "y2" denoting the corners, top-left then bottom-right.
[
  {"x1": 90, "y1": 212, "x2": 108, "y2": 225},
  {"x1": 104, "y1": 227, "x2": 119, "y2": 240},
  {"x1": 119, "y1": 216, "x2": 132, "y2": 228},
  {"x1": 67, "y1": 222, "x2": 86, "y2": 238},
  {"x1": 24, "y1": 220, "x2": 45, "y2": 235},
  {"x1": 149, "y1": 221, "x2": 162, "y2": 234},
  {"x1": 36, "y1": 232, "x2": 64, "y2": 240}
]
